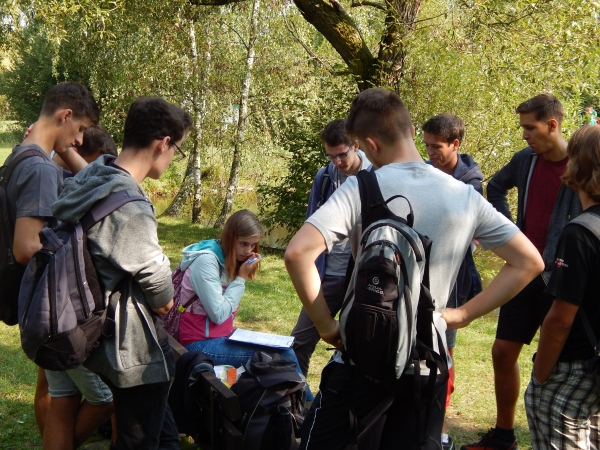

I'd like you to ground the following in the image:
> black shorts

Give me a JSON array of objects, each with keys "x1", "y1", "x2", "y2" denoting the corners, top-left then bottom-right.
[{"x1": 496, "y1": 275, "x2": 552, "y2": 344}]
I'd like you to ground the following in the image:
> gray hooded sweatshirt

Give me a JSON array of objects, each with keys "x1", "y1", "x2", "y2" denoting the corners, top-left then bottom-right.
[{"x1": 52, "y1": 155, "x2": 174, "y2": 388}]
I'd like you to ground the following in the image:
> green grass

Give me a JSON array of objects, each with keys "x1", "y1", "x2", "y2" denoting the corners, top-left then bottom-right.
[
  {"x1": 1, "y1": 147, "x2": 12, "y2": 163},
  {"x1": 0, "y1": 217, "x2": 537, "y2": 449}
]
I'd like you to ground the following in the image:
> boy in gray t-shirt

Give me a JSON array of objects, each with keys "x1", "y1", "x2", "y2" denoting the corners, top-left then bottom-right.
[
  {"x1": 5, "y1": 82, "x2": 113, "y2": 449},
  {"x1": 284, "y1": 88, "x2": 544, "y2": 450}
]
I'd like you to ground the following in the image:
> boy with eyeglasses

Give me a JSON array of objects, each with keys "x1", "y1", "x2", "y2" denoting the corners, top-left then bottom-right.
[
  {"x1": 52, "y1": 97, "x2": 192, "y2": 449},
  {"x1": 290, "y1": 119, "x2": 371, "y2": 377}
]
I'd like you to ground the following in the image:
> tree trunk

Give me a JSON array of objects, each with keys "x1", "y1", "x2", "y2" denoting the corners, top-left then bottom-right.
[
  {"x1": 191, "y1": 27, "x2": 211, "y2": 223},
  {"x1": 213, "y1": 0, "x2": 260, "y2": 228},
  {"x1": 162, "y1": 20, "x2": 210, "y2": 221}
]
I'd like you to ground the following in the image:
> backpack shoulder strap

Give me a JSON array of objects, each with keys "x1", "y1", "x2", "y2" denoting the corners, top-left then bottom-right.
[
  {"x1": 356, "y1": 169, "x2": 386, "y2": 231},
  {"x1": 356, "y1": 169, "x2": 415, "y2": 230},
  {"x1": 1, "y1": 149, "x2": 43, "y2": 185},
  {"x1": 571, "y1": 212, "x2": 600, "y2": 239},
  {"x1": 80, "y1": 189, "x2": 150, "y2": 231},
  {"x1": 317, "y1": 165, "x2": 331, "y2": 207}
]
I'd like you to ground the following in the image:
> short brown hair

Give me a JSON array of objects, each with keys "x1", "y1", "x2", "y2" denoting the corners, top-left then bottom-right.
[
  {"x1": 41, "y1": 82, "x2": 100, "y2": 125},
  {"x1": 75, "y1": 125, "x2": 118, "y2": 157},
  {"x1": 562, "y1": 126, "x2": 600, "y2": 202},
  {"x1": 516, "y1": 93, "x2": 564, "y2": 124},
  {"x1": 321, "y1": 119, "x2": 352, "y2": 147},
  {"x1": 345, "y1": 88, "x2": 413, "y2": 146},
  {"x1": 221, "y1": 210, "x2": 262, "y2": 281},
  {"x1": 422, "y1": 114, "x2": 464, "y2": 144}
]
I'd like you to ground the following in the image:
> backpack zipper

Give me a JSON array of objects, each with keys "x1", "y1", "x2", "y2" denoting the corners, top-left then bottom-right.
[{"x1": 71, "y1": 233, "x2": 90, "y2": 318}]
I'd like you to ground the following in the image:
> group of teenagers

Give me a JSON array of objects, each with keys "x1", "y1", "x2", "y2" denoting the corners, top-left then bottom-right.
[{"x1": 4, "y1": 80, "x2": 600, "y2": 450}]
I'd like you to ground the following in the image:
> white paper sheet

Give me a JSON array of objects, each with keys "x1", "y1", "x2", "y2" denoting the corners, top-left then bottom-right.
[{"x1": 228, "y1": 328, "x2": 295, "y2": 349}]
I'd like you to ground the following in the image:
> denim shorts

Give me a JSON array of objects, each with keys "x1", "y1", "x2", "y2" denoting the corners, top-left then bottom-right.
[{"x1": 45, "y1": 365, "x2": 113, "y2": 405}]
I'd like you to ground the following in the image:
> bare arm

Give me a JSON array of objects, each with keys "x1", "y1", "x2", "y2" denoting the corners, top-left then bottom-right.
[
  {"x1": 442, "y1": 231, "x2": 544, "y2": 328},
  {"x1": 55, "y1": 147, "x2": 87, "y2": 174},
  {"x1": 533, "y1": 298, "x2": 577, "y2": 383},
  {"x1": 13, "y1": 217, "x2": 45, "y2": 264},
  {"x1": 284, "y1": 223, "x2": 342, "y2": 348}
]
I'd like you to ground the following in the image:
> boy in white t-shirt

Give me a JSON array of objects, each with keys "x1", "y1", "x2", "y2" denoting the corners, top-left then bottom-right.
[{"x1": 284, "y1": 88, "x2": 544, "y2": 450}]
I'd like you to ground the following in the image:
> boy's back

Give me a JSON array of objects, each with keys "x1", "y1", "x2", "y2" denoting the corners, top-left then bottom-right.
[{"x1": 307, "y1": 162, "x2": 515, "y2": 343}]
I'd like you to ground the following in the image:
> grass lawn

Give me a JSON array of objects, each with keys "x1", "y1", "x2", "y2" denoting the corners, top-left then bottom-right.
[
  {"x1": 0, "y1": 217, "x2": 537, "y2": 449},
  {"x1": 1, "y1": 147, "x2": 12, "y2": 163}
]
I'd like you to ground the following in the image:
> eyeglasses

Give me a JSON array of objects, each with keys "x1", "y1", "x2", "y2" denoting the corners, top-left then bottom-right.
[
  {"x1": 157, "y1": 136, "x2": 186, "y2": 162},
  {"x1": 325, "y1": 146, "x2": 352, "y2": 161}
]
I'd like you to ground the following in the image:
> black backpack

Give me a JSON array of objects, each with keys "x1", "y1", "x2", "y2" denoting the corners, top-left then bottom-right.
[
  {"x1": 230, "y1": 351, "x2": 306, "y2": 450},
  {"x1": 339, "y1": 170, "x2": 448, "y2": 446},
  {"x1": 0, "y1": 148, "x2": 42, "y2": 326},
  {"x1": 18, "y1": 189, "x2": 147, "y2": 370}
]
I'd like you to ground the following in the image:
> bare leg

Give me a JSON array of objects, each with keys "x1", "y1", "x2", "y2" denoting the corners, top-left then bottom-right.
[
  {"x1": 492, "y1": 339, "x2": 524, "y2": 430},
  {"x1": 35, "y1": 367, "x2": 50, "y2": 437},
  {"x1": 43, "y1": 395, "x2": 81, "y2": 450},
  {"x1": 72, "y1": 401, "x2": 114, "y2": 449}
]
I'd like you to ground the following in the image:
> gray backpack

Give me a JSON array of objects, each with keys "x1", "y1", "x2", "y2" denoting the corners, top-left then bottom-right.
[{"x1": 18, "y1": 189, "x2": 148, "y2": 371}]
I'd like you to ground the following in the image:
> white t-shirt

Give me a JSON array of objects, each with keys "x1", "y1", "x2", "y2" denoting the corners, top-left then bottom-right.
[{"x1": 307, "y1": 161, "x2": 518, "y2": 362}]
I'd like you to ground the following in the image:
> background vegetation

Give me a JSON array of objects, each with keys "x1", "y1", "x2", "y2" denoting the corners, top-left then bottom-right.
[{"x1": 0, "y1": 0, "x2": 598, "y2": 448}]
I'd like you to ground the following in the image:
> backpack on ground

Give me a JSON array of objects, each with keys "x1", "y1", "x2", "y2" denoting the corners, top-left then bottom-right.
[
  {"x1": 0, "y1": 148, "x2": 42, "y2": 326},
  {"x1": 230, "y1": 351, "x2": 306, "y2": 450},
  {"x1": 18, "y1": 189, "x2": 148, "y2": 371},
  {"x1": 339, "y1": 169, "x2": 448, "y2": 444}
]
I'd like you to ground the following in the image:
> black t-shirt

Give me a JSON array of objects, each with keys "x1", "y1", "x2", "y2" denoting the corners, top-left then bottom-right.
[{"x1": 545, "y1": 204, "x2": 600, "y2": 361}]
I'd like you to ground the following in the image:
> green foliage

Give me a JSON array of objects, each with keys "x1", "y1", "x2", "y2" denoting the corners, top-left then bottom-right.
[{"x1": 257, "y1": 74, "x2": 356, "y2": 240}]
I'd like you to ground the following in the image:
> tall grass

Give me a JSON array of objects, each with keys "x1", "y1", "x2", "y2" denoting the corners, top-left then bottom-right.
[{"x1": 0, "y1": 217, "x2": 537, "y2": 449}]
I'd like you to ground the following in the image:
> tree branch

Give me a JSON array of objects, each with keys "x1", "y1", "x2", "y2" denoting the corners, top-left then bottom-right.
[
  {"x1": 283, "y1": 14, "x2": 334, "y2": 73},
  {"x1": 293, "y1": 0, "x2": 375, "y2": 89},
  {"x1": 188, "y1": 0, "x2": 246, "y2": 5},
  {"x1": 350, "y1": 1, "x2": 386, "y2": 11}
]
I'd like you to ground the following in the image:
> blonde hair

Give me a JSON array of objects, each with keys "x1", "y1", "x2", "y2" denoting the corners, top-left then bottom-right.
[
  {"x1": 221, "y1": 210, "x2": 262, "y2": 281},
  {"x1": 562, "y1": 125, "x2": 600, "y2": 202}
]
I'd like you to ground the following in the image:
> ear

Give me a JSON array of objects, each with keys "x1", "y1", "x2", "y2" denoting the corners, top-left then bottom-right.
[
  {"x1": 365, "y1": 137, "x2": 379, "y2": 155},
  {"x1": 410, "y1": 125, "x2": 416, "y2": 138},
  {"x1": 548, "y1": 118, "x2": 559, "y2": 132},
  {"x1": 452, "y1": 139, "x2": 460, "y2": 151},
  {"x1": 155, "y1": 136, "x2": 170, "y2": 156},
  {"x1": 55, "y1": 109, "x2": 73, "y2": 124}
]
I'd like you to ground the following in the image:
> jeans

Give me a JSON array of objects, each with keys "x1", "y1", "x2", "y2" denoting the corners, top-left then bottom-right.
[{"x1": 184, "y1": 337, "x2": 314, "y2": 400}]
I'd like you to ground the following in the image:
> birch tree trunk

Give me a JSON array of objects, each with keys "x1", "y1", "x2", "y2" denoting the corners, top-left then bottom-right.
[
  {"x1": 213, "y1": 0, "x2": 260, "y2": 228},
  {"x1": 192, "y1": 29, "x2": 211, "y2": 223},
  {"x1": 162, "y1": 21, "x2": 210, "y2": 220}
]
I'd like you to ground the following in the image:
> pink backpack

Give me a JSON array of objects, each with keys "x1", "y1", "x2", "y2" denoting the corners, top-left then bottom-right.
[{"x1": 163, "y1": 265, "x2": 198, "y2": 341}]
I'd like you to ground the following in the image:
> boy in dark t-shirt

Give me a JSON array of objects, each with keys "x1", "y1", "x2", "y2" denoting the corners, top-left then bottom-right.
[
  {"x1": 5, "y1": 82, "x2": 114, "y2": 449},
  {"x1": 525, "y1": 125, "x2": 600, "y2": 450},
  {"x1": 463, "y1": 94, "x2": 582, "y2": 450}
]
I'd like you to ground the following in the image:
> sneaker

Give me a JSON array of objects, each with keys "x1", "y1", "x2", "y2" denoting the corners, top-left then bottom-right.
[
  {"x1": 442, "y1": 436, "x2": 455, "y2": 450},
  {"x1": 460, "y1": 429, "x2": 518, "y2": 450}
]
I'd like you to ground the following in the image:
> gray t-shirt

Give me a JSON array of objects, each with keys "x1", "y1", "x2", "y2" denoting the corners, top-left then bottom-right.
[
  {"x1": 6, "y1": 144, "x2": 62, "y2": 225},
  {"x1": 307, "y1": 161, "x2": 518, "y2": 353},
  {"x1": 324, "y1": 150, "x2": 372, "y2": 276}
]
